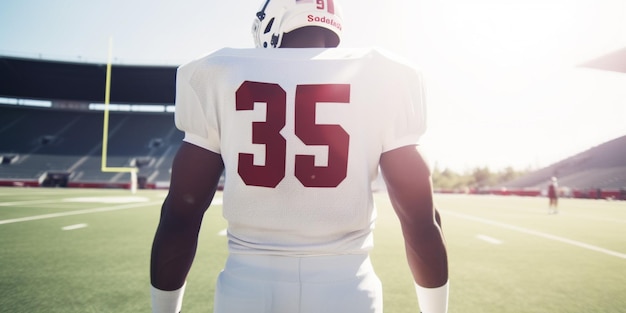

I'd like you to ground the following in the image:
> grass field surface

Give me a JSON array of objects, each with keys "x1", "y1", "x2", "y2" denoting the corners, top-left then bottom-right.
[{"x1": 0, "y1": 187, "x2": 624, "y2": 312}]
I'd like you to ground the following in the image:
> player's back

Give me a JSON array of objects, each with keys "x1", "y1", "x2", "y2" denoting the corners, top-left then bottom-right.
[{"x1": 175, "y1": 47, "x2": 426, "y2": 256}]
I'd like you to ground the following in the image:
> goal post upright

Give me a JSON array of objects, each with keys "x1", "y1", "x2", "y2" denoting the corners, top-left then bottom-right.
[{"x1": 100, "y1": 37, "x2": 138, "y2": 193}]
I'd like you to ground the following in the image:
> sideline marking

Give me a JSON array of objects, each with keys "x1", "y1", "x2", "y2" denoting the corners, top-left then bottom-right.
[
  {"x1": 0, "y1": 201, "x2": 162, "y2": 225},
  {"x1": 476, "y1": 234, "x2": 502, "y2": 245},
  {"x1": 444, "y1": 210, "x2": 626, "y2": 260},
  {"x1": 62, "y1": 223, "x2": 88, "y2": 231},
  {"x1": 0, "y1": 199, "x2": 64, "y2": 207},
  {"x1": 64, "y1": 196, "x2": 149, "y2": 204},
  {"x1": 1, "y1": 196, "x2": 151, "y2": 207}
]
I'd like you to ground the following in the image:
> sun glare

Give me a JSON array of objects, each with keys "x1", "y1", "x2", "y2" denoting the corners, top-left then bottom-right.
[{"x1": 372, "y1": 0, "x2": 626, "y2": 171}]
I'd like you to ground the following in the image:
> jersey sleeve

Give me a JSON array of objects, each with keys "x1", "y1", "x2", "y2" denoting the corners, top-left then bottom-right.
[
  {"x1": 174, "y1": 62, "x2": 221, "y2": 154},
  {"x1": 381, "y1": 69, "x2": 427, "y2": 152}
]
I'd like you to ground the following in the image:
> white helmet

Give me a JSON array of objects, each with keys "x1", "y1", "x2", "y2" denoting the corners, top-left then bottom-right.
[{"x1": 252, "y1": 0, "x2": 343, "y2": 48}]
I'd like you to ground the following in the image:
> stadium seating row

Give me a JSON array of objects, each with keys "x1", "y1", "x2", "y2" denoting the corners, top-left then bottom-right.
[{"x1": 0, "y1": 104, "x2": 182, "y2": 188}]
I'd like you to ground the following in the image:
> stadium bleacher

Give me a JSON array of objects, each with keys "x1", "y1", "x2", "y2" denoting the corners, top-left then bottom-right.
[
  {"x1": 489, "y1": 135, "x2": 626, "y2": 199},
  {"x1": 1, "y1": 55, "x2": 181, "y2": 188},
  {"x1": 0, "y1": 104, "x2": 182, "y2": 187}
]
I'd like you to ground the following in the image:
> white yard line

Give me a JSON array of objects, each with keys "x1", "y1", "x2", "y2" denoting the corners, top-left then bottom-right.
[
  {"x1": 0, "y1": 199, "x2": 67, "y2": 207},
  {"x1": 0, "y1": 201, "x2": 162, "y2": 225},
  {"x1": 444, "y1": 210, "x2": 626, "y2": 260},
  {"x1": 62, "y1": 223, "x2": 88, "y2": 231},
  {"x1": 476, "y1": 234, "x2": 502, "y2": 245}
]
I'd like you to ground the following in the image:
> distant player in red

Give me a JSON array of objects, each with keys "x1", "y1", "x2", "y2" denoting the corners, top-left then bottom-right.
[
  {"x1": 548, "y1": 176, "x2": 559, "y2": 214},
  {"x1": 150, "y1": 1, "x2": 449, "y2": 312}
]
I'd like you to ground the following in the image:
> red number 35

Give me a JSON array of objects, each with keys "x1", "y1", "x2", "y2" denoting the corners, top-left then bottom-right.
[{"x1": 236, "y1": 81, "x2": 350, "y2": 188}]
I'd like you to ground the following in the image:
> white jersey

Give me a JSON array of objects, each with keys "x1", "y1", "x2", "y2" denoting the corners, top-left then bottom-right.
[{"x1": 175, "y1": 47, "x2": 426, "y2": 256}]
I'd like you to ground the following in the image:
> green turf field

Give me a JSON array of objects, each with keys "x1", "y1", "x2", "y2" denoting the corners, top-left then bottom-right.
[{"x1": 1, "y1": 187, "x2": 624, "y2": 312}]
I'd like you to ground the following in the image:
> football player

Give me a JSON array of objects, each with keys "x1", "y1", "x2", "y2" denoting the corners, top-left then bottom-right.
[
  {"x1": 548, "y1": 176, "x2": 559, "y2": 214},
  {"x1": 150, "y1": 0, "x2": 449, "y2": 312}
]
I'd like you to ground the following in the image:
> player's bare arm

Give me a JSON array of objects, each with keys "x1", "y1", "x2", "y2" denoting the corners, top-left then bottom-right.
[
  {"x1": 150, "y1": 142, "x2": 224, "y2": 291},
  {"x1": 380, "y1": 145, "x2": 448, "y2": 287}
]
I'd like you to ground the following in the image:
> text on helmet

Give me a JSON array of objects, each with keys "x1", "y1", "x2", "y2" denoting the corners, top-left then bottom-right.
[{"x1": 307, "y1": 14, "x2": 342, "y2": 31}]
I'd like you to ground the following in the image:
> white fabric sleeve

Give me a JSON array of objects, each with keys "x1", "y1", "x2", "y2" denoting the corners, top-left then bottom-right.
[
  {"x1": 382, "y1": 70, "x2": 427, "y2": 152},
  {"x1": 415, "y1": 281, "x2": 449, "y2": 313},
  {"x1": 174, "y1": 63, "x2": 221, "y2": 153},
  {"x1": 151, "y1": 282, "x2": 186, "y2": 313}
]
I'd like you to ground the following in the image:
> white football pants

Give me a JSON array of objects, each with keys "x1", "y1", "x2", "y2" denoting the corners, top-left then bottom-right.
[{"x1": 213, "y1": 253, "x2": 383, "y2": 313}]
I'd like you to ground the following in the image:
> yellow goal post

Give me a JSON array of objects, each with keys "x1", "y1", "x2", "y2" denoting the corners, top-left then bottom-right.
[{"x1": 101, "y1": 37, "x2": 138, "y2": 193}]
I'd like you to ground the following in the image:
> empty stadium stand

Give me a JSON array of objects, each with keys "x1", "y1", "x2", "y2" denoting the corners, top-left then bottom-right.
[
  {"x1": 1, "y1": 55, "x2": 181, "y2": 188},
  {"x1": 0, "y1": 104, "x2": 183, "y2": 188},
  {"x1": 494, "y1": 135, "x2": 626, "y2": 199}
]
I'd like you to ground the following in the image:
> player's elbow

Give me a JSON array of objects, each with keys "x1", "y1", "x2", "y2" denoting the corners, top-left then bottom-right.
[{"x1": 158, "y1": 196, "x2": 207, "y2": 232}]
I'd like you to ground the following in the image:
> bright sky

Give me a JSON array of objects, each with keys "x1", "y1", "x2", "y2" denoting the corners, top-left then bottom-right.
[{"x1": 1, "y1": 0, "x2": 625, "y2": 172}]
